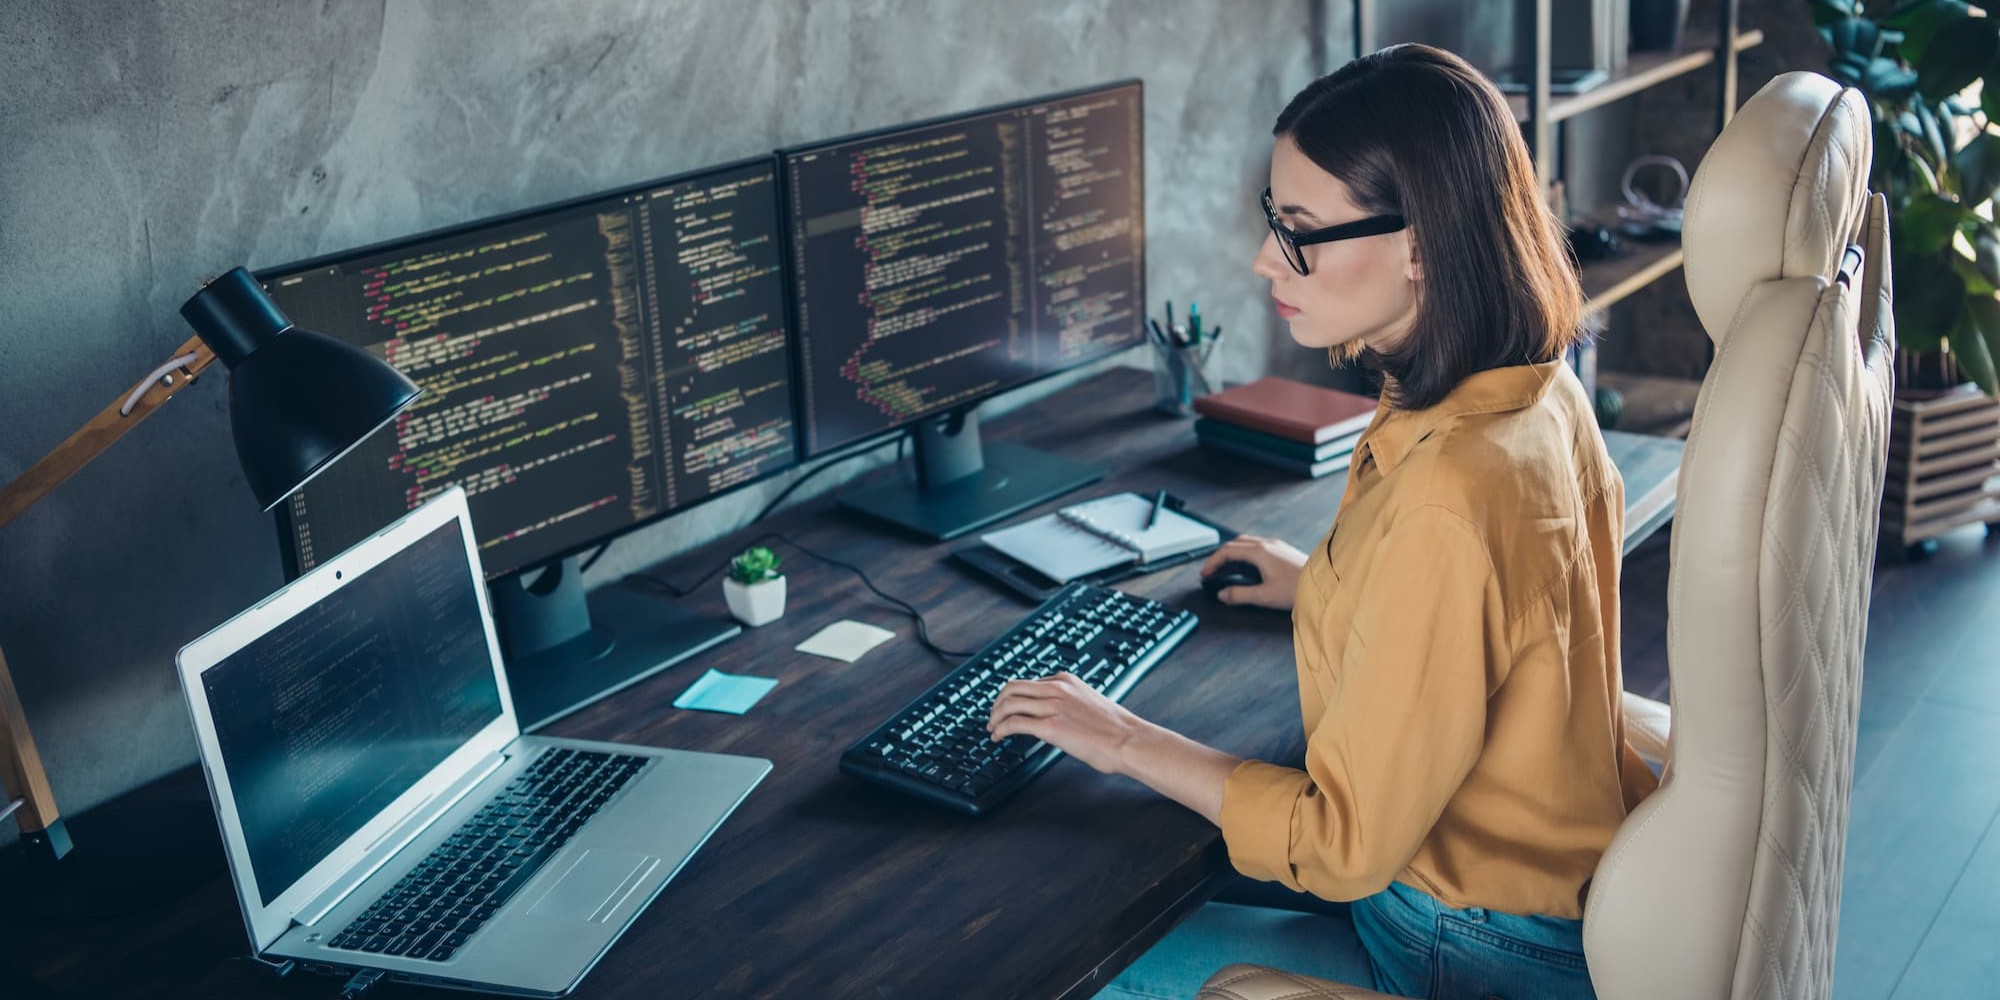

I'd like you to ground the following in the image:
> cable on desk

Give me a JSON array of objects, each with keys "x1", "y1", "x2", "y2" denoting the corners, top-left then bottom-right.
[
  {"x1": 621, "y1": 530, "x2": 975, "y2": 660},
  {"x1": 571, "y1": 431, "x2": 909, "y2": 577},
  {"x1": 752, "y1": 430, "x2": 908, "y2": 524},
  {"x1": 770, "y1": 531, "x2": 975, "y2": 660}
]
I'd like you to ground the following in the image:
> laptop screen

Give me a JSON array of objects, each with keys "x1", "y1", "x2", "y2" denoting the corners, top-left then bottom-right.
[{"x1": 200, "y1": 520, "x2": 504, "y2": 905}]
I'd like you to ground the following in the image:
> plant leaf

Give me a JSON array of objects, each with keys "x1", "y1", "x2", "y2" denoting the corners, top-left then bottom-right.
[
  {"x1": 1864, "y1": 58, "x2": 1922, "y2": 99},
  {"x1": 1886, "y1": 0, "x2": 1974, "y2": 67},
  {"x1": 1876, "y1": 118, "x2": 1913, "y2": 190},
  {"x1": 1951, "y1": 249, "x2": 1998, "y2": 295},
  {"x1": 1971, "y1": 296, "x2": 2000, "y2": 393},
  {"x1": 1951, "y1": 304, "x2": 2000, "y2": 392},
  {"x1": 1894, "y1": 249, "x2": 1967, "y2": 354},
  {"x1": 1977, "y1": 220, "x2": 2000, "y2": 286},
  {"x1": 1898, "y1": 193, "x2": 1970, "y2": 253},
  {"x1": 1918, "y1": 16, "x2": 2000, "y2": 101},
  {"x1": 1957, "y1": 132, "x2": 2000, "y2": 202},
  {"x1": 1914, "y1": 99, "x2": 1951, "y2": 168},
  {"x1": 1912, "y1": 150, "x2": 1944, "y2": 194},
  {"x1": 1831, "y1": 16, "x2": 1884, "y2": 59}
]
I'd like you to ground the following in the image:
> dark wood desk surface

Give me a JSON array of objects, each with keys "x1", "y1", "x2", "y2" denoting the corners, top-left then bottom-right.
[{"x1": 0, "y1": 366, "x2": 1675, "y2": 1000}]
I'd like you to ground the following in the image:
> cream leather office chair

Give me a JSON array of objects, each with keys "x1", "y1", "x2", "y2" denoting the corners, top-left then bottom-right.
[{"x1": 1195, "y1": 71, "x2": 1895, "y2": 1000}]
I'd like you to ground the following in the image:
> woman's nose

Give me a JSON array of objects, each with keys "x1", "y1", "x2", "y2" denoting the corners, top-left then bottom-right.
[{"x1": 1251, "y1": 232, "x2": 1289, "y2": 281}]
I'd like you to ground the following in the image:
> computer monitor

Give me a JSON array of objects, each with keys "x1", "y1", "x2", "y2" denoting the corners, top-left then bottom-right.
[
  {"x1": 260, "y1": 157, "x2": 797, "y2": 729},
  {"x1": 780, "y1": 80, "x2": 1146, "y2": 539}
]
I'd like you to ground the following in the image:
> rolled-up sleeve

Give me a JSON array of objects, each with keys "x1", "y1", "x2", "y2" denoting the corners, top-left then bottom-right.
[{"x1": 1219, "y1": 504, "x2": 1505, "y2": 900}]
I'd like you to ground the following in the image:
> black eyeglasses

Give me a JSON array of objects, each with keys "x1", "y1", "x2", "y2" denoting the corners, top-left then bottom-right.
[{"x1": 1261, "y1": 187, "x2": 1407, "y2": 276}]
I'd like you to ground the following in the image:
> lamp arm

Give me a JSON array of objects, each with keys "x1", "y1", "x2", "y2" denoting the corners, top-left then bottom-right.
[
  {"x1": 0, "y1": 335, "x2": 218, "y2": 532},
  {"x1": 0, "y1": 333, "x2": 217, "y2": 855},
  {"x1": 121, "y1": 352, "x2": 206, "y2": 418}
]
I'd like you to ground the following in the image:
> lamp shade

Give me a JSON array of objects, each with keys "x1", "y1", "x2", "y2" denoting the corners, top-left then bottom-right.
[{"x1": 179, "y1": 268, "x2": 422, "y2": 510}]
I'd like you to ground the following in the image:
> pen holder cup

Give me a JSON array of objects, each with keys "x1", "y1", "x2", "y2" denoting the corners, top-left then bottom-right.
[{"x1": 1151, "y1": 339, "x2": 1211, "y2": 415}]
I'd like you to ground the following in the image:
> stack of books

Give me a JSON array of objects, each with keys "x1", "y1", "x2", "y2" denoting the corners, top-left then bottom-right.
[{"x1": 1192, "y1": 377, "x2": 1378, "y2": 478}]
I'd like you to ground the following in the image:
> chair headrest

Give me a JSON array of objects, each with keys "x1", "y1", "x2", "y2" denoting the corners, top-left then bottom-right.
[{"x1": 1682, "y1": 72, "x2": 1872, "y2": 346}]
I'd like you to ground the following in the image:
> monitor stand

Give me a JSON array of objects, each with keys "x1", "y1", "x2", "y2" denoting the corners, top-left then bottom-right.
[
  {"x1": 491, "y1": 555, "x2": 739, "y2": 732},
  {"x1": 838, "y1": 408, "x2": 1105, "y2": 541}
]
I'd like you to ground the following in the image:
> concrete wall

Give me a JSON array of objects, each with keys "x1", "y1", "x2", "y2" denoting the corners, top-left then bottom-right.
[{"x1": 0, "y1": 0, "x2": 1346, "y2": 844}]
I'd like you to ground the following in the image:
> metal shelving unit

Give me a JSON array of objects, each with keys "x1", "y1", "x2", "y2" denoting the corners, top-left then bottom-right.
[
  {"x1": 1515, "y1": 0, "x2": 1755, "y2": 437},
  {"x1": 1350, "y1": 0, "x2": 1758, "y2": 439}
]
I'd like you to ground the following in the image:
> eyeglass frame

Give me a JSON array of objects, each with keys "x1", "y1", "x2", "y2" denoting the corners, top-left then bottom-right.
[{"x1": 1261, "y1": 187, "x2": 1407, "y2": 276}]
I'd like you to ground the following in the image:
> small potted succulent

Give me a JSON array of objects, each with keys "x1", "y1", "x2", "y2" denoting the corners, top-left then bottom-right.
[{"x1": 722, "y1": 545, "x2": 785, "y2": 627}]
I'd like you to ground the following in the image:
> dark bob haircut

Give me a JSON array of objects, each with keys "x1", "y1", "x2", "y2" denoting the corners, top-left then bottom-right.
[{"x1": 1274, "y1": 44, "x2": 1583, "y2": 410}]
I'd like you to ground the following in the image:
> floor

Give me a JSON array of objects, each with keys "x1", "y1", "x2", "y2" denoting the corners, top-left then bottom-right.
[{"x1": 1617, "y1": 524, "x2": 2000, "y2": 998}]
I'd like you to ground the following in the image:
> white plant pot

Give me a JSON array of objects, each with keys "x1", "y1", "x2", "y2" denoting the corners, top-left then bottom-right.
[{"x1": 723, "y1": 575, "x2": 786, "y2": 627}]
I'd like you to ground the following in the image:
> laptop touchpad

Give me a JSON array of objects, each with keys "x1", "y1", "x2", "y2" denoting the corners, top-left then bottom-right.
[{"x1": 528, "y1": 849, "x2": 660, "y2": 923}]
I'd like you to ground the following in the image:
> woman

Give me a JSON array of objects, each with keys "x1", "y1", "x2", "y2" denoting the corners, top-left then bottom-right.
[{"x1": 985, "y1": 44, "x2": 1659, "y2": 999}]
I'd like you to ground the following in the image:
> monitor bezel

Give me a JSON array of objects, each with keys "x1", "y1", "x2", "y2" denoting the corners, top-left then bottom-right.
[
  {"x1": 776, "y1": 78, "x2": 1148, "y2": 459},
  {"x1": 257, "y1": 155, "x2": 804, "y2": 583}
]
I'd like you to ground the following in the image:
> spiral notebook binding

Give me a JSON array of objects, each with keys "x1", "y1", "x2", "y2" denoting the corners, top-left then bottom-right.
[{"x1": 1056, "y1": 508, "x2": 1143, "y2": 553}]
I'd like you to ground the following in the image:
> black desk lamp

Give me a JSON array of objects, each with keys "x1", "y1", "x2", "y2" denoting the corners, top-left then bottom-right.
[{"x1": 0, "y1": 267, "x2": 421, "y2": 859}]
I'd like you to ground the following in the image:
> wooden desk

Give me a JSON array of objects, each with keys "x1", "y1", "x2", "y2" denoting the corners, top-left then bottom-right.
[{"x1": 0, "y1": 367, "x2": 1679, "y2": 1000}]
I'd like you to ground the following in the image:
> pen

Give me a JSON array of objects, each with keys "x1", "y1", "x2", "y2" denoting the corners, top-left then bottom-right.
[
  {"x1": 1188, "y1": 302, "x2": 1203, "y2": 344},
  {"x1": 1147, "y1": 488, "x2": 1166, "y2": 529},
  {"x1": 1148, "y1": 317, "x2": 1170, "y2": 347},
  {"x1": 1165, "y1": 300, "x2": 1174, "y2": 335}
]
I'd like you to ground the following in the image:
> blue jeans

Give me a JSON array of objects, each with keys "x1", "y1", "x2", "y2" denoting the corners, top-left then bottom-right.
[{"x1": 1096, "y1": 881, "x2": 1595, "y2": 1000}]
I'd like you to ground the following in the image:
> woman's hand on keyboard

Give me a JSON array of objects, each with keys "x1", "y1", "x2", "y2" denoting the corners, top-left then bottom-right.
[
  {"x1": 989, "y1": 672, "x2": 1242, "y2": 823},
  {"x1": 987, "y1": 672, "x2": 1143, "y2": 775}
]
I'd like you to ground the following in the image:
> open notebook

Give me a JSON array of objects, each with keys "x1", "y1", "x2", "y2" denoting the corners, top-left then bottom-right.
[{"x1": 980, "y1": 493, "x2": 1222, "y2": 583}]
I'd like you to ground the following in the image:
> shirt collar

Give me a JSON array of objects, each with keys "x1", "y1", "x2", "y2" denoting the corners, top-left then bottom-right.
[{"x1": 1357, "y1": 360, "x2": 1565, "y2": 473}]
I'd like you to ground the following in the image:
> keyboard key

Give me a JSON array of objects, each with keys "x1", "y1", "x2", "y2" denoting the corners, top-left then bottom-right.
[
  {"x1": 328, "y1": 749, "x2": 647, "y2": 962},
  {"x1": 839, "y1": 582, "x2": 1194, "y2": 816}
]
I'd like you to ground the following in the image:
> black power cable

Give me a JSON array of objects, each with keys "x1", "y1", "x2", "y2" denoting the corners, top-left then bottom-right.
[
  {"x1": 751, "y1": 429, "x2": 910, "y2": 523},
  {"x1": 568, "y1": 429, "x2": 908, "y2": 578},
  {"x1": 621, "y1": 529, "x2": 973, "y2": 660}
]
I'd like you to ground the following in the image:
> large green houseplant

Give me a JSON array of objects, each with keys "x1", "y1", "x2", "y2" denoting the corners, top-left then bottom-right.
[{"x1": 1813, "y1": 0, "x2": 2000, "y2": 394}]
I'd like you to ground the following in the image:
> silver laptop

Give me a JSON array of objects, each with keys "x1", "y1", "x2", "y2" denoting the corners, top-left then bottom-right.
[{"x1": 176, "y1": 487, "x2": 769, "y2": 997}]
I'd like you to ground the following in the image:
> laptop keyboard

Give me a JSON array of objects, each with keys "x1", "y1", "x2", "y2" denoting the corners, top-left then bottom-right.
[{"x1": 327, "y1": 747, "x2": 650, "y2": 962}]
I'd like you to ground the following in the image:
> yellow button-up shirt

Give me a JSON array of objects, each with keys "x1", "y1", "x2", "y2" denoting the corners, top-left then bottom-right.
[{"x1": 1218, "y1": 360, "x2": 1659, "y2": 920}]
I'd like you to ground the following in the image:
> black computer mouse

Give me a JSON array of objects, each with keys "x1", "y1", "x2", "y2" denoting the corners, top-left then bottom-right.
[{"x1": 1201, "y1": 560, "x2": 1262, "y2": 601}]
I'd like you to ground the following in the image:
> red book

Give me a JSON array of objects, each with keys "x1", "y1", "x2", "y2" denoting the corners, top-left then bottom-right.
[{"x1": 1192, "y1": 377, "x2": 1379, "y2": 445}]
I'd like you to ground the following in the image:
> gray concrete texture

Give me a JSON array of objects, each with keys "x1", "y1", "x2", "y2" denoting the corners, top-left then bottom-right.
[{"x1": 0, "y1": 1, "x2": 1346, "y2": 843}]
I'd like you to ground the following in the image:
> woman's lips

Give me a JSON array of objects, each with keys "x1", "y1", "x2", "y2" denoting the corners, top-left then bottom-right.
[{"x1": 1274, "y1": 298, "x2": 1300, "y2": 319}]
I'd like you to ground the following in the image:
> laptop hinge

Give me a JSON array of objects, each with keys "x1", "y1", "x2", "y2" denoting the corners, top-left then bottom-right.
[{"x1": 294, "y1": 751, "x2": 510, "y2": 928}]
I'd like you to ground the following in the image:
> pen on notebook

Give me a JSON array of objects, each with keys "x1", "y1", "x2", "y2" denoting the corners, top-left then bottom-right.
[{"x1": 1147, "y1": 488, "x2": 1166, "y2": 529}]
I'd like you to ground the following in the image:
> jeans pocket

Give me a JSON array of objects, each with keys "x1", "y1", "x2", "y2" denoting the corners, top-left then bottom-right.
[{"x1": 1429, "y1": 914, "x2": 1594, "y2": 1000}]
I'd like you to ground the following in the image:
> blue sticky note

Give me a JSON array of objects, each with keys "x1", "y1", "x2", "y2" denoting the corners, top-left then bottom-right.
[{"x1": 672, "y1": 668, "x2": 778, "y2": 715}]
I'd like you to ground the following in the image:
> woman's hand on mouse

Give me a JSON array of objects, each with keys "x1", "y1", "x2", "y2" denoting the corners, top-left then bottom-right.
[{"x1": 1200, "y1": 535, "x2": 1307, "y2": 610}]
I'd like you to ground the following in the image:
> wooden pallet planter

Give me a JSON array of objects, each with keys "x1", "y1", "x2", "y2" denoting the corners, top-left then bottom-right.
[{"x1": 1881, "y1": 385, "x2": 2000, "y2": 556}]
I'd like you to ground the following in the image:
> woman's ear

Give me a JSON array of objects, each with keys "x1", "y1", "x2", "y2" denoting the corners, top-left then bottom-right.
[{"x1": 1403, "y1": 230, "x2": 1423, "y2": 283}]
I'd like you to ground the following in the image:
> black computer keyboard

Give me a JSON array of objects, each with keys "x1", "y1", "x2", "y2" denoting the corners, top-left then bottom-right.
[
  {"x1": 329, "y1": 747, "x2": 649, "y2": 962},
  {"x1": 840, "y1": 581, "x2": 1197, "y2": 816}
]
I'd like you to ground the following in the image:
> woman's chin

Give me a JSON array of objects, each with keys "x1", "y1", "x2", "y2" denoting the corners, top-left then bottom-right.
[{"x1": 1287, "y1": 322, "x2": 1359, "y2": 351}]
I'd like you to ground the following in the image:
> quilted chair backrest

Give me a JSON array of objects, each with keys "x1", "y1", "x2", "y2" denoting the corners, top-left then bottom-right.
[{"x1": 1581, "y1": 72, "x2": 1896, "y2": 1000}]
